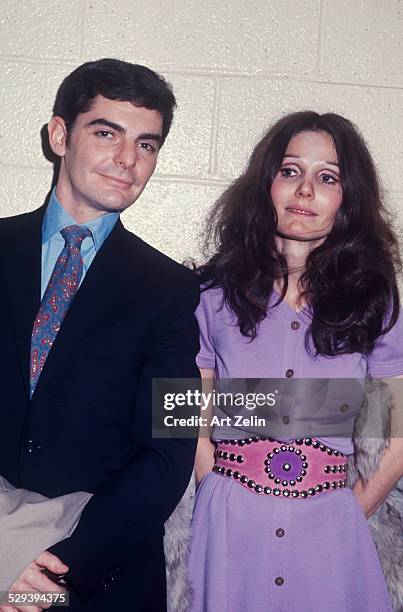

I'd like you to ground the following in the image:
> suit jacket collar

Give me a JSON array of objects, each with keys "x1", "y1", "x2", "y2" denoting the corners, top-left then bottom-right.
[
  {"x1": 3, "y1": 204, "x2": 132, "y2": 401},
  {"x1": 3, "y1": 205, "x2": 44, "y2": 399}
]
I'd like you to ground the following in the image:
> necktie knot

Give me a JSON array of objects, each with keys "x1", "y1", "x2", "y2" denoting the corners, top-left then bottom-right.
[{"x1": 61, "y1": 225, "x2": 92, "y2": 247}]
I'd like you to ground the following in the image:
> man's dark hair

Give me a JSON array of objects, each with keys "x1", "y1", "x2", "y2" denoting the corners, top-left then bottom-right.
[{"x1": 53, "y1": 58, "x2": 176, "y2": 145}]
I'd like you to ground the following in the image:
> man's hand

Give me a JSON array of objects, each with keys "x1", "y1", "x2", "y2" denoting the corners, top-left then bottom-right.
[{"x1": 0, "y1": 551, "x2": 68, "y2": 612}]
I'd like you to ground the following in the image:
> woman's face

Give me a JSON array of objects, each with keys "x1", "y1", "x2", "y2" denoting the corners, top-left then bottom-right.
[{"x1": 270, "y1": 130, "x2": 343, "y2": 242}]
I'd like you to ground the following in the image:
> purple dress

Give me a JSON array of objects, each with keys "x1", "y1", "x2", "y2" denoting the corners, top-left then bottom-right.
[{"x1": 188, "y1": 288, "x2": 403, "y2": 611}]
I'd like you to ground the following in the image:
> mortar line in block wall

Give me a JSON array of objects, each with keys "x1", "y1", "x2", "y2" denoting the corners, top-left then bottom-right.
[
  {"x1": 304, "y1": 78, "x2": 403, "y2": 91},
  {"x1": 0, "y1": 162, "x2": 228, "y2": 186},
  {"x1": 208, "y1": 77, "x2": 220, "y2": 176},
  {"x1": 150, "y1": 69, "x2": 403, "y2": 91},
  {"x1": 0, "y1": 163, "x2": 52, "y2": 175},
  {"x1": 0, "y1": 55, "x2": 83, "y2": 68},
  {"x1": 316, "y1": 0, "x2": 327, "y2": 76},
  {"x1": 150, "y1": 174, "x2": 229, "y2": 187},
  {"x1": 0, "y1": 164, "x2": 231, "y2": 188},
  {"x1": 0, "y1": 54, "x2": 402, "y2": 91},
  {"x1": 0, "y1": 165, "x2": 226, "y2": 187}
]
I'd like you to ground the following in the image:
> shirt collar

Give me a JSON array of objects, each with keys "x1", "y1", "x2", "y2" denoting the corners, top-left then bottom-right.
[{"x1": 42, "y1": 189, "x2": 119, "y2": 251}]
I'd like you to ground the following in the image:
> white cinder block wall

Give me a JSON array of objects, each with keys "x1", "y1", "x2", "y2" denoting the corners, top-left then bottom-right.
[{"x1": 1, "y1": 0, "x2": 402, "y2": 264}]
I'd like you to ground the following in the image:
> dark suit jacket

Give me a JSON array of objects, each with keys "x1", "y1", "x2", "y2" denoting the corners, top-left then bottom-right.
[{"x1": 0, "y1": 203, "x2": 200, "y2": 610}]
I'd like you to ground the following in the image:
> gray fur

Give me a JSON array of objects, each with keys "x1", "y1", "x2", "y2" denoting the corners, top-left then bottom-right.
[
  {"x1": 164, "y1": 477, "x2": 195, "y2": 612},
  {"x1": 348, "y1": 378, "x2": 403, "y2": 611}
]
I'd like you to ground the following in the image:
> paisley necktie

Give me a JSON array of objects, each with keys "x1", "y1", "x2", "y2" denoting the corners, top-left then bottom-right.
[{"x1": 30, "y1": 224, "x2": 91, "y2": 396}]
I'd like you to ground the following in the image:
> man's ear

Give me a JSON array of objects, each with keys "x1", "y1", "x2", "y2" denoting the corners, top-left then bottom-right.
[{"x1": 47, "y1": 116, "x2": 68, "y2": 157}]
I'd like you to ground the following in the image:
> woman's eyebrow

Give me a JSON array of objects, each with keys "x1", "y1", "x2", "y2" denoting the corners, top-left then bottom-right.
[{"x1": 283, "y1": 154, "x2": 339, "y2": 167}]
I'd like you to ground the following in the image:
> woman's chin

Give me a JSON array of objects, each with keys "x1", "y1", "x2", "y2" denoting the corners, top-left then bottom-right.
[{"x1": 276, "y1": 221, "x2": 331, "y2": 243}]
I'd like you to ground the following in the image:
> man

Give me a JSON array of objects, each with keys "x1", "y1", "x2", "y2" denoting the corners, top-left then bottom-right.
[{"x1": 0, "y1": 58, "x2": 199, "y2": 611}]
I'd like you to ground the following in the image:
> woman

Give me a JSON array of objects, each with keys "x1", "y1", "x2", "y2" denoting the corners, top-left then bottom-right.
[{"x1": 188, "y1": 111, "x2": 403, "y2": 611}]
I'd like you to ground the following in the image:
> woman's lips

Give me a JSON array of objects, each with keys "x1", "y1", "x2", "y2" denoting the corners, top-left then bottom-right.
[{"x1": 285, "y1": 207, "x2": 317, "y2": 216}]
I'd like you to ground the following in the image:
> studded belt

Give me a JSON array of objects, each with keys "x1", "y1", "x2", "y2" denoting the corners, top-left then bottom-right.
[{"x1": 213, "y1": 437, "x2": 348, "y2": 499}]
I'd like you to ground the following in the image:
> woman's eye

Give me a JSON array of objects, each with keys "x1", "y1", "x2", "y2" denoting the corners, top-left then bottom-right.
[
  {"x1": 280, "y1": 167, "x2": 298, "y2": 178},
  {"x1": 320, "y1": 173, "x2": 339, "y2": 185}
]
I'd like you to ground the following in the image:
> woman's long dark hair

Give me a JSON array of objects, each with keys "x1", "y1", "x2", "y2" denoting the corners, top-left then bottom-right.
[{"x1": 198, "y1": 111, "x2": 401, "y2": 356}]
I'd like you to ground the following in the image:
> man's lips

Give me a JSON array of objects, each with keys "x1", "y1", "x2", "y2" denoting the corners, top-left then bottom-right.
[
  {"x1": 99, "y1": 174, "x2": 133, "y2": 188},
  {"x1": 285, "y1": 206, "x2": 317, "y2": 216}
]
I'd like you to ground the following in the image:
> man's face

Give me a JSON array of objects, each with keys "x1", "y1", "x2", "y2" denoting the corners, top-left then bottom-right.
[{"x1": 48, "y1": 95, "x2": 163, "y2": 222}]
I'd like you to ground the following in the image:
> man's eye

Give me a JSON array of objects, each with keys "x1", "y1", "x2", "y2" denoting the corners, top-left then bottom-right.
[
  {"x1": 138, "y1": 142, "x2": 156, "y2": 153},
  {"x1": 95, "y1": 130, "x2": 114, "y2": 138}
]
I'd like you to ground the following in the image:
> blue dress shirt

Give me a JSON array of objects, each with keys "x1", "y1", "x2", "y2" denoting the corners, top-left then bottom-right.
[{"x1": 41, "y1": 190, "x2": 119, "y2": 298}]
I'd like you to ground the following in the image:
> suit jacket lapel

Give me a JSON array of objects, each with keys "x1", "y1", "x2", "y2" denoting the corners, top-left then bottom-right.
[
  {"x1": 2, "y1": 207, "x2": 44, "y2": 398},
  {"x1": 32, "y1": 219, "x2": 130, "y2": 399}
]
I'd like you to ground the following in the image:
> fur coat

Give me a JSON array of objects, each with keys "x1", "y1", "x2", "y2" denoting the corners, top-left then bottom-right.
[
  {"x1": 347, "y1": 378, "x2": 403, "y2": 611},
  {"x1": 164, "y1": 377, "x2": 403, "y2": 611}
]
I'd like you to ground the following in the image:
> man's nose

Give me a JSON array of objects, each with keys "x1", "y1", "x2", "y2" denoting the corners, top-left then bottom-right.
[{"x1": 114, "y1": 141, "x2": 137, "y2": 169}]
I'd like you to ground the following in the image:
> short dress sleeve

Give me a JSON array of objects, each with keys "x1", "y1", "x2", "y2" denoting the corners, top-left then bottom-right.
[
  {"x1": 195, "y1": 289, "x2": 216, "y2": 370},
  {"x1": 366, "y1": 309, "x2": 403, "y2": 377}
]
